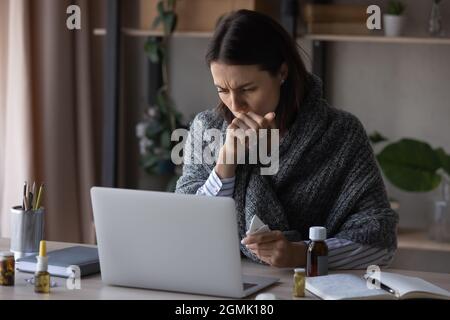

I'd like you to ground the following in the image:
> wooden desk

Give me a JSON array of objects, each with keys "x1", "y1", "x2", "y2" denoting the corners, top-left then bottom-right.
[{"x1": 1, "y1": 238, "x2": 449, "y2": 300}]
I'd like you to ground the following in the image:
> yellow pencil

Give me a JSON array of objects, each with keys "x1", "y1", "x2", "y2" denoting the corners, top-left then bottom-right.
[{"x1": 34, "y1": 184, "x2": 44, "y2": 210}]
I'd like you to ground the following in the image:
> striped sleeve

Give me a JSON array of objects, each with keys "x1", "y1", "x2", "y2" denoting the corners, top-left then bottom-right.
[
  {"x1": 325, "y1": 238, "x2": 395, "y2": 270},
  {"x1": 196, "y1": 169, "x2": 236, "y2": 197}
]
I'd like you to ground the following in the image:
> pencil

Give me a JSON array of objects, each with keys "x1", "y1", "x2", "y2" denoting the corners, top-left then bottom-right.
[{"x1": 34, "y1": 184, "x2": 44, "y2": 210}]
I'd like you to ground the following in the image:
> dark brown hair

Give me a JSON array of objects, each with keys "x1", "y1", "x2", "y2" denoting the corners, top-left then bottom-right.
[{"x1": 205, "y1": 9, "x2": 310, "y2": 135}]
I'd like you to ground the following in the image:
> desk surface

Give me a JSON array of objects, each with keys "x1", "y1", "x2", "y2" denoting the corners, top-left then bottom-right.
[{"x1": 1, "y1": 238, "x2": 449, "y2": 300}]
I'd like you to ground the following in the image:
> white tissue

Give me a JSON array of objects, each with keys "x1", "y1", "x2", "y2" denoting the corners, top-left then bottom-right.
[{"x1": 247, "y1": 215, "x2": 271, "y2": 235}]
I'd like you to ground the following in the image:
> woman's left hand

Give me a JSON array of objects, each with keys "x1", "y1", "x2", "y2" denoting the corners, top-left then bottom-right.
[{"x1": 241, "y1": 230, "x2": 306, "y2": 268}]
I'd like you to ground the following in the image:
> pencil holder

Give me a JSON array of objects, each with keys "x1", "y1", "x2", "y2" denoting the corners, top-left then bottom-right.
[{"x1": 10, "y1": 206, "x2": 45, "y2": 260}]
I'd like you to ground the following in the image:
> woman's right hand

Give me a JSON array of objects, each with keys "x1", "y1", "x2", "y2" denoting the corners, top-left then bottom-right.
[
  {"x1": 215, "y1": 111, "x2": 276, "y2": 179},
  {"x1": 215, "y1": 122, "x2": 243, "y2": 179}
]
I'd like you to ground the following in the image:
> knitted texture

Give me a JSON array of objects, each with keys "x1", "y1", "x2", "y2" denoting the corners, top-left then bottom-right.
[{"x1": 175, "y1": 73, "x2": 398, "y2": 263}]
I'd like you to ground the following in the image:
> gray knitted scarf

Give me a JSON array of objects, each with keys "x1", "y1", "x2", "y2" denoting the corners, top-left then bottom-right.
[{"x1": 175, "y1": 73, "x2": 398, "y2": 262}]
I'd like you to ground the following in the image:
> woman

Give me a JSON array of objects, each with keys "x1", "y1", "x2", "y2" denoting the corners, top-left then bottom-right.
[{"x1": 175, "y1": 10, "x2": 398, "y2": 269}]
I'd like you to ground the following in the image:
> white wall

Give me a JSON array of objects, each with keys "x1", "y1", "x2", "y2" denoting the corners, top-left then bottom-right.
[{"x1": 168, "y1": 37, "x2": 219, "y2": 121}]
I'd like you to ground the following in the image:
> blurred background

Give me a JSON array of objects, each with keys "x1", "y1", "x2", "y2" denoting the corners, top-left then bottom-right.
[{"x1": 0, "y1": 0, "x2": 449, "y2": 274}]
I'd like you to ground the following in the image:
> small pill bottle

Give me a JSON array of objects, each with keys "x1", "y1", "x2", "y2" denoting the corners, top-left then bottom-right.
[
  {"x1": 0, "y1": 251, "x2": 15, "y2": 286},
  {"x1": 293, "y1": 268, "x2": 305, "y2": 297},
  {"x1": 34, "y1": 240, "x2": 50, "y2": 294},
  {"x1": 306, "y1": 226, "x2": 328, "y2": 277}
]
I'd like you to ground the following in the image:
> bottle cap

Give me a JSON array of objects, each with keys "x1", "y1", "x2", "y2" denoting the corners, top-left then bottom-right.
[
  {"x1": 36, "y1": 240, "x2": 48, "y2": 272},
  {"x1": 39, "y1": 240, "x2": 47, "y2": 257},
  {"x1": 0, "y1": 251, "x2": 14, "y2": 257},
  {"x1": 294, "y1": 268, "x2": 305, "y2": 273},
  {"x1": 309, "y1": 226, "x2": 326, "y2": 241}
]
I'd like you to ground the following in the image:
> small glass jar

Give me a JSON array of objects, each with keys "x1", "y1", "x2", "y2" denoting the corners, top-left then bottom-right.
[
  {"x1": 293, "y1": 268, "x2": 305, "y2": 297},
  {"x1": 0, "y1": 251, "x2": 15, "y2": 286}
]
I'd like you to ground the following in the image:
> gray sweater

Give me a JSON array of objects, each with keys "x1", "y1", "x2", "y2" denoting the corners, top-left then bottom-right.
[{"x1": 175, "y1": 73, "x2": 398, "y2": 263}]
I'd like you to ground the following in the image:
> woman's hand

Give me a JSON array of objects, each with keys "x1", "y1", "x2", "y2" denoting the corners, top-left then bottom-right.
[
  {"x1": 232, "y1": 111, "x2": 277, "y2": 152},
  {"x1": 215, "y1": 122, "x2": 243, "y2": 179},
  {"x1": 241, "y1": 230, "x2": 307, "y2": 268},
  {"x1": 215, "y1": 111, "x2": 276, "y2": 179}
]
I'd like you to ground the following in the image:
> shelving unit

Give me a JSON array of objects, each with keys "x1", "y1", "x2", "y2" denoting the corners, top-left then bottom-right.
[
  {"x1": 95, "y1": 27, "x2": 450, "y2": 45},
  {"x1": 303, "y1": 33, "x2": 450, "y2": 45},
  {"x1": 398, "y1": 229, "x2": 450, "y2": 252},
  {"x1": 94, "y1": 28, "x2": 213, "y2": 38},
  {"x1": 99, "y1": 0, "x2": 450, "y2": 188}
]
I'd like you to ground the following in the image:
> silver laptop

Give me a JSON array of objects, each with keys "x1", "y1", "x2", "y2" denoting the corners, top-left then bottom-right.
[{"x1": 90, "y1": 187, "x2": 279, "y2": 298}]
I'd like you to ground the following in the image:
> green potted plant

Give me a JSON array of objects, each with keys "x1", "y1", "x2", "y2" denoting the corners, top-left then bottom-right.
[
  {"x1": 370, "y1": 132, "x2": 450, "y2": 242},
  {"x1": 136, "y1": 0, "x2": 186, "y2": 191},
  {"x1": 383, "y1": 0, "x2": 406, "y2": 36}
]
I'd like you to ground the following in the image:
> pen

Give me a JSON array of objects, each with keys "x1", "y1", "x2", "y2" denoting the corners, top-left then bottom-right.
[
  {"x1": 380, "y1": 282, "x2": 397, "y2": 295},
  {"x1": 24, "y1": 193, "x2": 29, "y2": 211},
  {"x1": 29, "y1": 192, "x2": 33, "y2": 210},
  {"x1": 364, "y1": 274, "x2": 398, "y2": 297},
  {"x1": 31, "y1": 181, "x2": 36, "y2": 209},
  {"x1": 22, "y1": 181, "x2": 27, "y2": 210}
]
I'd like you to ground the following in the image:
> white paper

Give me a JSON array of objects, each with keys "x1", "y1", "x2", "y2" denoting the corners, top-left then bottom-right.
[{"x1": 247, "y1": 215, "x2": 271, "y2": 235}]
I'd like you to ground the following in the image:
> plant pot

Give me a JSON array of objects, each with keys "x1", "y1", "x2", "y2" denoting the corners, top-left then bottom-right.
[{"x1": 383, "y1": 14, "x2": 405, "y2": 37}]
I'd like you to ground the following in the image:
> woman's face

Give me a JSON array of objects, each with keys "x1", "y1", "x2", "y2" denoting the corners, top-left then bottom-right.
[{"x1": 210, "y1": 62, "x2": 287, "y2": 118}]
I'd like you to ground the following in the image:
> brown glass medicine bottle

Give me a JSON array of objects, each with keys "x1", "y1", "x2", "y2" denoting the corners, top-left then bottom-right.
[{"x1": 306, "y1": 226, "x2": 328, "y2": 277}]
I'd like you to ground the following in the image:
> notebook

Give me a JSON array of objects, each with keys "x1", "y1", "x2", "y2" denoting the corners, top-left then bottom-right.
[
  {"x1": 306, "y1": 272, "x2": 450, "y2": 300},
  {"x1": 16, "y1": 246, "x2": 100, "y2": 278}
]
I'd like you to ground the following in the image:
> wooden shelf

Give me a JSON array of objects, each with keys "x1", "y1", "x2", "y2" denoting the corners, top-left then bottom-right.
[
  {"x1": 300, "y1": 33, "x2": 450, "y2": 45},
  {"x1": 94, "y1": 28, "x2": 213, "y2": 38},
  {"x1": 94, "y1": 28, "x2": 450, "y2": 45},
  {"x1": 398, "y1": 229, "x2": 450, "y2": 252}
]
